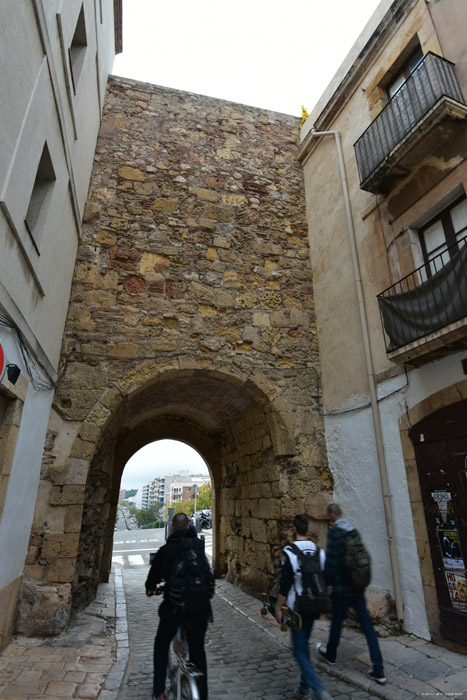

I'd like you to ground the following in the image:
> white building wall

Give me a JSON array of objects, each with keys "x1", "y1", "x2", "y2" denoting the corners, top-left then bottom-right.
[
  {"x1": 0, "y1": 0, "x2": 118, "y2": 645},
  {"x1": 326, "y1": 351, "x2": 467, "y2": 639}
]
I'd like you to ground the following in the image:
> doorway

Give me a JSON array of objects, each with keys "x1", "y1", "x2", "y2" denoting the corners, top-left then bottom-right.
[{"x1": 411, "y1": 399, "x2": 467, "y2": 645}]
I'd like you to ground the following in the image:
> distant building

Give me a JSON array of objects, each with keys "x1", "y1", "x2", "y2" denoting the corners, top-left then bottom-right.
[
  {"x1": 141, "y1": 484, "x2": 150, "y2": 510},
  {"x1": 141, "y1": 471, "x2": 210, "y2": 508}
]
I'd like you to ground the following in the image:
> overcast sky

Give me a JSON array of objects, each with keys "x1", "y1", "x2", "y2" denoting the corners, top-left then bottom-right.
[
  {"x1": 121, "y1": 440, "x2": 209, "y2": 491},
  {"x1": 113, "y1": 0, "x2": 383, "y2": 116},
  {"x1": 115, "y1": 0, "x2": 383, "y2": 491}
]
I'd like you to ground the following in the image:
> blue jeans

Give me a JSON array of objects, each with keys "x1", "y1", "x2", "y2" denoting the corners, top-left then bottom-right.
[
  {"x1": 291, "y1": 615, "x2": 326, "y2": 699},
  {"x1": 326, "y1": 592, "x2": 384, "y2": 675}
]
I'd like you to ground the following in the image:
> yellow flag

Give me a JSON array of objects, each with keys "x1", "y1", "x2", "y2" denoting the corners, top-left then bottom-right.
[{"x1": 300, "y1": 106, "x2": 309, "y2": 128}]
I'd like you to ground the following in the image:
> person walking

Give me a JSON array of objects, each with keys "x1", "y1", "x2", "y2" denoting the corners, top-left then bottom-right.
[
  {"x1": 275, "y1": 514, "x2": 333, "y2": 700},
  {"x1": 146, "y1": 512, "x2": 214, "y2": 700},
  {"x1": 316, "y1": 503, "x2": 386, "y2": 685}
]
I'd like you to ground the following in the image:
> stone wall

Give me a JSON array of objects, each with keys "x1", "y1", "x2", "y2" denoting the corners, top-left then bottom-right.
[{"x1": 20, "y1": 77, "x2": 330, "y2": 631}]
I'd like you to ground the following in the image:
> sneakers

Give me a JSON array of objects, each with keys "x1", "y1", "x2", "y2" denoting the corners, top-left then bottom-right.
[
  {"x1": 294, "y1": 689, "x2": 309, "y2": 700},
  {"x1": 367, "y1": 669, "x2": 387, "y2": 685},
  {"x1": 316, "y1": 643, "x2": 335, "y2": 666}
]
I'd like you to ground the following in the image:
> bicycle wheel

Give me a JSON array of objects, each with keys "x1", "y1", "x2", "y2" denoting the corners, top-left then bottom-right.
[
  {"x1": 180, "y1": 672, "x2": 200, "y2": 700},
  {"x1": 166, "y1": 650, "x2": 177, "y2": 698}
]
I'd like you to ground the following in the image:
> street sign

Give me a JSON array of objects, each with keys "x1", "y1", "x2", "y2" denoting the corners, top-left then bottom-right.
[{"x1": 0, "y1": 342, "x2": 6, "y2": 382}]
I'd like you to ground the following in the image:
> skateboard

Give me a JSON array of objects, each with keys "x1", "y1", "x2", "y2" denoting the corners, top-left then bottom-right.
[{"x1": 261, "y1": 593, "x2": 302, "y2": 631}]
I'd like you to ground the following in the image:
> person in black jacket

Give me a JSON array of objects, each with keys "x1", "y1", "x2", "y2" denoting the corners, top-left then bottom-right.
[
  {"x1": 146, "y1": 512, "x2": 213, "y2": 700},
  {"x1": 316, "y1": 503, "x2": 386, "y2": 686}
]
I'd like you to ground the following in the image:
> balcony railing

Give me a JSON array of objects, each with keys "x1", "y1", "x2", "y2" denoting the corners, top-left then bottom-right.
[
  {"x1": 377, "y1": 236, "x2": 467, "y2": 352},
  {"x1": 354, "y1": 53, "x2": 465, "y2": 187}
]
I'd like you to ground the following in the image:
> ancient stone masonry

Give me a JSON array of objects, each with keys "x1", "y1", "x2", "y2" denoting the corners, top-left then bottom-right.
[{"x1": 21, "y1": 77, "x2": 330, "y2": 633}]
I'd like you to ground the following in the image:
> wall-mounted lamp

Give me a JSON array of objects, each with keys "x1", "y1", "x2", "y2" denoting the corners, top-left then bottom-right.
[{"x1": 7, "y1": 364, "x2": 21, "y2": 385}]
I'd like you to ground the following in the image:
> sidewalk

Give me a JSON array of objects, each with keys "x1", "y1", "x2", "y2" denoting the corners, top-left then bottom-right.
[
  {"x1": 0, "y1": 570, "x2": 127, "y2": 700},
  {"x1": 215, "y1": 580, "x2": 467, "y2": 700},
  {"x1": 0, "y1": 569, "x2": 466, "y2": 700}
]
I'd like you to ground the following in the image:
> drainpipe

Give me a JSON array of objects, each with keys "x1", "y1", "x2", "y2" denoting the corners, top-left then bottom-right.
[{"x1": 308, "y1": 128, "x2": 404, "y2": 623}]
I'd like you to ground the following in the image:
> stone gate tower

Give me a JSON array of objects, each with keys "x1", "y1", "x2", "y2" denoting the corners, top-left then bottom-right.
[{"x1": 19, "y1": 77, "x2": 330, "y2": 634}]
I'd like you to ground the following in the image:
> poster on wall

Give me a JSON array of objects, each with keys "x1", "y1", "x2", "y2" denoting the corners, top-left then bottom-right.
[
  {"x1": 445, "y1": 571, "x2": 467, "y2": 612},
  {"x1": 437, "y1": 528, "x2": 465, "y2": 570}
]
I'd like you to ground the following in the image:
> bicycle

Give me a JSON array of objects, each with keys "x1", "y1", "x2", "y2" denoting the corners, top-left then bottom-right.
[
  {"x1": 148, "y1": 585, "x2": 204, "y2": 700},
  {"x1": 166, "y1": 626, "x2": 203, "y2": 700}
]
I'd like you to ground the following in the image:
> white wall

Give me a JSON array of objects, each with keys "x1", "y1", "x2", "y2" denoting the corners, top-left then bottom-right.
[
  {"x1": 0, "y1": 0, "x2": 117, "y2": 634},
  {"x1": 325, "y1": 350, "x2": 467, "y2": 639}
]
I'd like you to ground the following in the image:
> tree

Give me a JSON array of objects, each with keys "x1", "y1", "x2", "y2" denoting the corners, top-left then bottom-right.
[
  {"x1": 136, "y1": 504, "x2": 161, "y2": 526},
  {"x1": 196, "y1": 482, "x2": 212, "y2": 510}
]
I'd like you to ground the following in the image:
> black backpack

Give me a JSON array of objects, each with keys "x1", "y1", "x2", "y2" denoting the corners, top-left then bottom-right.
[
  {"x1": 290, "y1": 543, "x2": 331, "y2": 616},
  {"x1": 342, "y1": 529, "x2": 371, "y2": 590},
  {"x1": 167, "y1": 537, "x2": 215, "y2": 615}
]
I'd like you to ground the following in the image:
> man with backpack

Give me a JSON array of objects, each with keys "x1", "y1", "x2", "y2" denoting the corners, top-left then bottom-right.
[
  {"x1": 316, "y1": 503, "x2": 386, "y2": 685},
  {"x1": 146, "y1": 512, "x2": 214, "y2": 700},
  {"x1": 275, "y1": 514, "x2": 333, "y2": 700}
]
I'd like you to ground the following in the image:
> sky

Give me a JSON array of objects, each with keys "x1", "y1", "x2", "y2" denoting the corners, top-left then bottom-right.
[
  {"x1": 115, "y1": 0, "x2": 383, "y2": 491},
  {"x1": 113, "y1": 0, "x2": 383, "y2": 117},
  {"x1": 121, "y1": 440, "x2": 209, "y2": 492}
]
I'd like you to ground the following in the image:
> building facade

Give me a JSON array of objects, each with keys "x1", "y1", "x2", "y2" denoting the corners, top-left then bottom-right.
[
  {"x1": 142, "y1": 471, "x2": 210, "y2": 508},
  {"x1": 299, "y1": 0, "x2": 467, "y2": 650},
  {"x1": 0, "y1": 0, "x2": 121, "y2": 647}
]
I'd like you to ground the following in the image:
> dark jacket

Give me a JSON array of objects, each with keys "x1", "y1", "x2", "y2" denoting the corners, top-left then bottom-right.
[
  {"x1": 324, "y1": 520, "x2": 358, "y2": 597},
  {"x1": 145, "y1": 528, "x2": 211, "y2": 619}
]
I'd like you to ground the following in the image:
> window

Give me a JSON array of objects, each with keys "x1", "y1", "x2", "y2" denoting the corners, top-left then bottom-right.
[
  {"x1": 25, "y1": 143, "x2": 56, "y2": 253},
  {"x1": 419, "y1": 196, "x2": 467, "y2": 276},
  {"x1": 69, "y1": 5, "x2": 87, "y2": 94},
  {"x1": 386, "y1": 46, "x2": 424, "y2": 100}
]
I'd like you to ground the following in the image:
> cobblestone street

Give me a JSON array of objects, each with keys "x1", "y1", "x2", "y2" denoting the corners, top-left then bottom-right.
[{"x1": 119, "y1": 566, "x2": 378, "y2": 700}]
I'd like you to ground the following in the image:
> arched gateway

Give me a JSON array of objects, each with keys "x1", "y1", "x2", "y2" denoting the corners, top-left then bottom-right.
[{"x1": 18, "y1": 77, "x2": 330, "y2": 635}]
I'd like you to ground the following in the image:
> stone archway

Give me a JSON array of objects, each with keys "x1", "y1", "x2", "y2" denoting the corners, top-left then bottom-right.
[
  {"x1": 17, "y1": 77, "x2": 331, "y2": 635},
  {"x1": 20, "y1": 362, "x2": 329, "y2": 634}
]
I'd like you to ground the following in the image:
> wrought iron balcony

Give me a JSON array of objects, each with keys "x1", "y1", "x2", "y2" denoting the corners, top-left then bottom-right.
[
  {"x1": 377, "y1": 236, "x2": 467, "y2": 356},
  {"x1": 354, "y1": 53, "x2": 466, "y2": 193}
]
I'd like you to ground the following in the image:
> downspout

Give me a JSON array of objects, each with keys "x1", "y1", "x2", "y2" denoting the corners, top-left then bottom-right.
[{"x1": 308, "y1": 128, "x2": 404, "y2": 624}]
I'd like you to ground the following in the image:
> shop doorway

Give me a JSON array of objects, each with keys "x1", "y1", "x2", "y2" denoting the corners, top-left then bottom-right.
[{"x1": 411, "y1": 399, "x2": 467, "y2": 645}]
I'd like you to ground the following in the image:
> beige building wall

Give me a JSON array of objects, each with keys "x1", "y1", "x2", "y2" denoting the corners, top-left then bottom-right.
[{"x1": 299, "y1": 0, "x2": 467, "y2": 647}]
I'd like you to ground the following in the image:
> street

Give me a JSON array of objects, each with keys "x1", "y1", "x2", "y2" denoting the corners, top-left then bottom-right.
[
  {"x1": 1, "y1": 528, "x2": 466, "y2": 700},
  {"x1": 114, "y1": 529, "x2": 378, "y2": 700}
]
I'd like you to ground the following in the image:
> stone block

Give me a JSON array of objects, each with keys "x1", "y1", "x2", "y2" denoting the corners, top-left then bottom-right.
[
  {"x1": 48, "y1": 558, "x2": 77, "y2": 583},
  {"x1": 304, "y1": 492, "x2": 331, "y2": 520},
  {"x1": 250, "y1": 518, "x2": 267, "y2": 543},
  {"x1": 65, "y1": 505, "x2": 84, "y2": 533},
  {"x1": 140, "y1": 253, "x2": 170, "y2": 274},
  {"x1": 0, "y1": 575, "x2": 21, "y2": 649},
  {"x1": 190, "y1": 187, "x2": 218, "y2": 202},
  {"x1": 42, "y1": 533, "x2": 80, "y2": 559},
  {"x1": 365, "y1": 588, "x2": 392, "y2": 619},
  {"x1": 47, "y1": 458, "x2": 89, "y2": 486},
  {"x1": 16, "y1": 580, "x2": 72, "y2": 636},
  {"x1": 49, "y1": 485, "x2": 85, "y2": 506},
  {"x1": 118, "y1": 166, "x2": 145, "y2": 181},
  {"x1": 83, "y1": 202, "x2": 101, "y2": 222},
  {"x1": 152, "y1": 198, "x2": 178, "y2": 212},
  {"x1": 70, "y1": 438, "x2": 95, "y2": 460}
]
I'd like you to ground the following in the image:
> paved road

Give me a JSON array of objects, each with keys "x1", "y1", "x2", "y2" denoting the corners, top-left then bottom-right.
[
  {"x1": 115, "y1": 531, "x2": 376, "y2": 700},
  {"x1": 112, "y1": 527, "x2": 167, "y2": 568}
]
